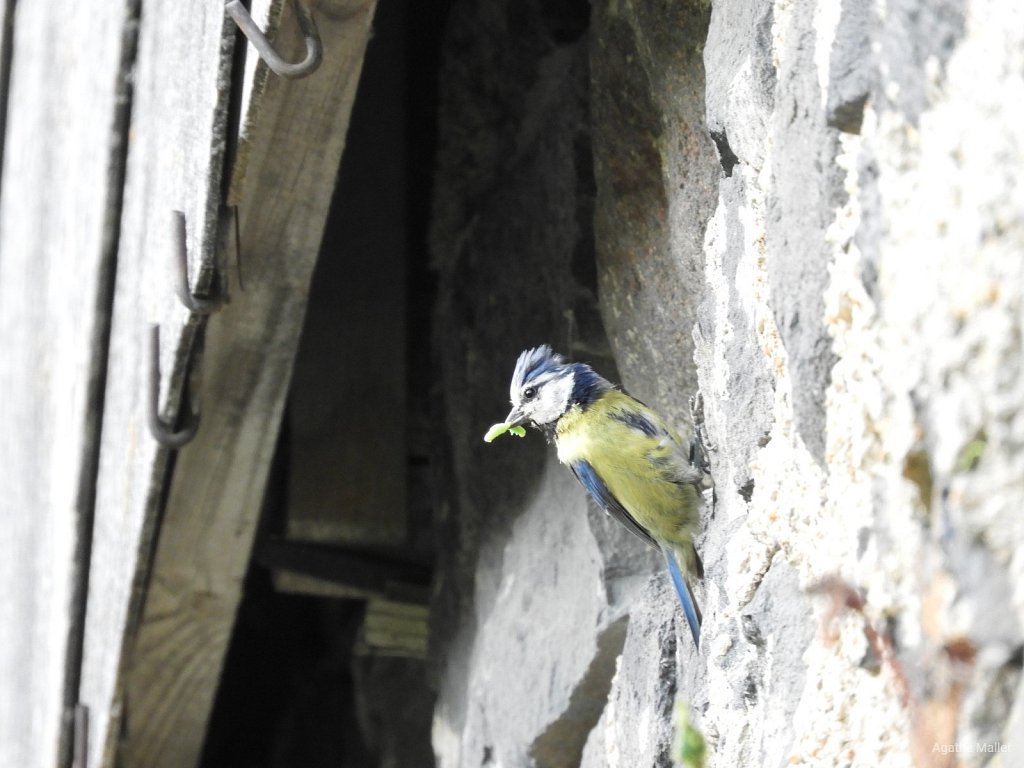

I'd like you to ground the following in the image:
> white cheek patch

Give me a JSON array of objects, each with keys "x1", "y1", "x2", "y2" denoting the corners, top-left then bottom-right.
[{"x1": 531, "y1": 373, "x2": 574, "y2": 424}]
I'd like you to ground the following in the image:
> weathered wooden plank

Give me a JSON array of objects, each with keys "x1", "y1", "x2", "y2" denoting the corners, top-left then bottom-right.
[
  {"x1": 117, "y1": 2, "x2": 380, "y2": 766},
  {"x1": 0, "y1": 2, "x2": 135, "y2": 767},
  {"x1": 76, "y1": 1, "x2": 236, "y2": 766},
  {"x1": 255, "y1": 538, "x2": 431, "y2": 598}
]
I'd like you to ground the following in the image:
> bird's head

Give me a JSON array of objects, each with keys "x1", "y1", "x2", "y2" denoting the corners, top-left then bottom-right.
[{"x1": 503, "y1": 345, "x2": 610, "y2": 429}]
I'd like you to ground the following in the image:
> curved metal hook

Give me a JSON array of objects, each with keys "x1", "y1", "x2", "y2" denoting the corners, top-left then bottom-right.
[
  {"x1": 147, "y1": 325, "x2": 200, "y2": 449},
  {"x1": 173, "y1": 210, "x2": 227, "y2": 314},
  {"x1": 226, "y1": 0, "x2": 323, "y2": 79}
]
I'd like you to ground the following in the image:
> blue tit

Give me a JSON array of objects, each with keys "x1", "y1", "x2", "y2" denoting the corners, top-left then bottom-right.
[{"x1": 499, "y1": 345, "x2": 704, "y2": 648}]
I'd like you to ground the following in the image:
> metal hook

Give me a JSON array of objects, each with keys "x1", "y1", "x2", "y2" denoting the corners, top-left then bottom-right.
[
  {"x1": 226, "y1": 0, "x2": 323, "y2": 79},
  {"x1": 147, "y1": 325, "x2": 200, "y2": 449},
  {"x1": 173, "y1": 210, "x2": 227, "y2": 314}
]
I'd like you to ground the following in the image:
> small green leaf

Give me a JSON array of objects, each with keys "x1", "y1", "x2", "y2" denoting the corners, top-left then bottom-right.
[
  {"x1": 673, "y1": 702, "x2": 706, "y2": 768},
  {"x1": 484, "y1": 422, "x2": 526, "y2": 443},
  {"x1": 955, "y1": 437, "x2": 986, "y2": 472}
]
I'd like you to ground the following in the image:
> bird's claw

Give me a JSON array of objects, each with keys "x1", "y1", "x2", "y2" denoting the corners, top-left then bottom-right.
[{"x1": 689, "y1": 392, "x2": 713, "y2": 475}]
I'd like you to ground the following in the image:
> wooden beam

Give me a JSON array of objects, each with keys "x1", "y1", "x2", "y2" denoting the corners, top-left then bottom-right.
[
  {"x1": 76, "y1": 0, "x2": 237, "y2": 765},
  {"x1": 0, "y1": 2, "x2": 135, "y2": 767},
  {"x1": 117, "y1": 2, "x2": 380, "y2": 766},
  {"x1": 255, "y1": 538, "x2": 431, "y2": 599}
]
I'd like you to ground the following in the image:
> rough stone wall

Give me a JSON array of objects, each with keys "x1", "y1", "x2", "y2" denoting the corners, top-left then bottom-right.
[
  {"x1": 693, "y1": 0, "x2": 1024, "y2": 763},
  {"x1": 429, "y1": 0, "x2": 1024, "y2": 765}
]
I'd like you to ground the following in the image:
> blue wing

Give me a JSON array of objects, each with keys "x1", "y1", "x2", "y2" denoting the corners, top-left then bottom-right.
[
  {"x1": 663, "y1": 546, "x2": 702, "y2": 648},
  {"x1": 569, "y1": 459, "x2": 656, "y2": 548},
  {"x1": 569, "y1": 459, "x2": 702, "y2": 649}
]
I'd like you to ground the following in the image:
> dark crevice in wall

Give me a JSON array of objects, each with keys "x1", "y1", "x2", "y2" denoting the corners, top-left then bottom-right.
[
  {"x1": 539, "y1": 0, "x2": 590, "y2": 45},
  {"x1": 710, "y1": 129, "x2": 739, "y2": 177}
]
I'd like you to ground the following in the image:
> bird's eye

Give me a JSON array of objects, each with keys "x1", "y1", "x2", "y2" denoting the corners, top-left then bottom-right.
[{"x1": 523, "y1": 386, "x2": 537, "y2": 400}]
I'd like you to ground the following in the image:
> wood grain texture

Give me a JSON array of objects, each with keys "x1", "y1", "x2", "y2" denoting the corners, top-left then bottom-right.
[
  {"x1": 0, "y1": 2, "x2": 134, "y2": 767},
  {"x1": 77, "y1": 1, "x2": 236, "y2": 766},
  {"x1": 118, "y1": 2, "x2": 379, "y2": 766}
]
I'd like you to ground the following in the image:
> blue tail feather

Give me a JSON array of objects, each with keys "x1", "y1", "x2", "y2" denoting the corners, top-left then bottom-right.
[{"x1": 663, "y1": 547, "x2": 701, "y2": 649}]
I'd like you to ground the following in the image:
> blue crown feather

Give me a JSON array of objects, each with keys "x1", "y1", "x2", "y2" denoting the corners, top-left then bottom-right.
[{"x1": 511, "y1": 345, "x2": 566, "y2": 390}]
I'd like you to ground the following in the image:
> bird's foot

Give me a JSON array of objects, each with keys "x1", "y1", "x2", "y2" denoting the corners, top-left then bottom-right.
[{"x1": 689, "y1": 391, "x2": 714, "y2": 475}]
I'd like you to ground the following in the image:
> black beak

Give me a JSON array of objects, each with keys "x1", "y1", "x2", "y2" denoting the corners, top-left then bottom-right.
[{"x1": 504, "y1": 406, "x2": 528, "y2": 427}]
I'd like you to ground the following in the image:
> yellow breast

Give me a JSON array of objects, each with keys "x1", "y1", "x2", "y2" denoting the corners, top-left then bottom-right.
[{"x1": 555, "y1": 392, "x2": 699, "y2": 546}]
